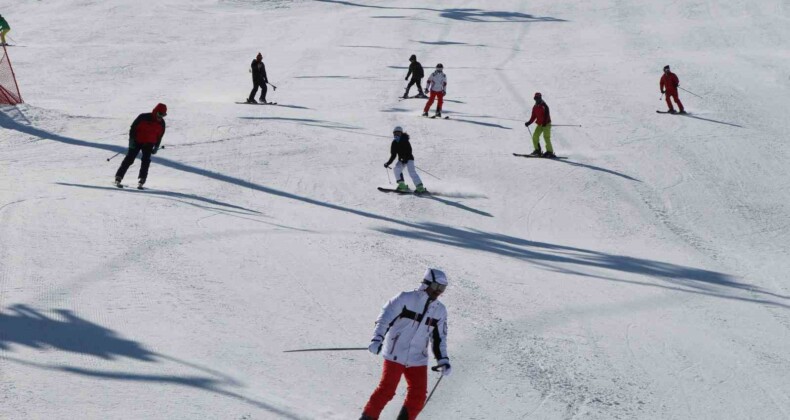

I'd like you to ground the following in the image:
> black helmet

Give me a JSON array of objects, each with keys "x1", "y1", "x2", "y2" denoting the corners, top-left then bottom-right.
[
  {"x1": 436, "y1": 63, "x2": 444, "y2": 69},
  {"x1": 409, "y1": 54, "x2": 417, "y2": 61},
  {"x1": 663, "y1": 65, "x2": 670, "y2": 71}
]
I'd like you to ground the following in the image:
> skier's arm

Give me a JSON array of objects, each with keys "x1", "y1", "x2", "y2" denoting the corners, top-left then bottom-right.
[
  {"x1": 371, "y1": 293, "x2": 405, "y2": 341},
  {"x1": 384, "y1": 142, "x2": 397, "y2": 167},
  {"x1": 128, "y1": 114, "x2": 145, "y2": 143},
  {"x1": 262, "y1": 63, "x2": 268, "y2": 83},
  {"x1": 401, "y1": 141, "x2": 412, "y2": 163},
  {"x1": 155, "y1": 120, "x2": 166, "y2": 149},
  {"x1": 525, "y1": 107, "x2": 538, "y2": 126},
  {"x1": 406, "y1": 63, "x2": 413, "y2": 80},
  {"x1": 660, "y1": 76, "x2": 665, "y2": 93},
  {"x1": 430, "y1": 313, "x2": 449, "y2": 362}
]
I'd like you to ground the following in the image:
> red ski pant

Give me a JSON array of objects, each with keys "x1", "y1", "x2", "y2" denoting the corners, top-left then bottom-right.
[
  {"x1": 363, "y1": 360, "x2": 428, "y2": 420},
  {"x1": 665, "y1": 91, "x2": 684, "y2": 112},
  {"x1": 423, "y1": 91, "x2": 444, "y2": 113}
]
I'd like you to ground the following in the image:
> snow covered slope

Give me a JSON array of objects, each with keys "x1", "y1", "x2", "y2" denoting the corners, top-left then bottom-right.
[{"x1": 2, "y1": 0, "x2": 789, "y2": 418}]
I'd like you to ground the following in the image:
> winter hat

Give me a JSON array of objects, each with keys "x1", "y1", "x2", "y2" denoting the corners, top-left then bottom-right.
[
  {"x1": 393, "y1": 125, "x2": 403, "y2": 133},
  {"x1": 436, "y1": 63, "x2": 444, "y2": 69},
  {"x1": 257, "y1": 52, "x2": 263, "y2": 59},
  {"x1": 420, "y1": 268, "x2": 448, "y2": 293},
  {"x1": 409, "y1": 54, "x2": 417, "y2": 61},
  {"x1": 663, "y1": 65, "x2": 670, "y2": 71},
  {"x1": 153, "y1": 103, "x2": 167, "y2": 116},
  {"x1": 533, "y1": 92, "x2": 542, "y2": 100}
]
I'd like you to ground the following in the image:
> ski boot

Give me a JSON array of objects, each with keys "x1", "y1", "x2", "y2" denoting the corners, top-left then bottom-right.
[
  {"x1": 417, "y1": 93, "x2": 427, "y2": 98},
  {"x1": 260, "y1": 98, "x2": 268, "y2": 104},
  {"x1": 359, "y1": 414, "x2": 375, "y2": 420},
  {"x1": 668, "y1": 109, "x2": 677, "y2": 114},
  {"x1": 396, "y1": 406, "x2": 410, "y2": 420},
  {"x1": 396, "y1": 181, "x2": 410, "y2": 192},
  {"x1": 415, "y1": 183, "x2": 427, "y2": 194},
  {"x1": 114, "y1": 177, "x2": 123, "y2": 188},
  {"x1": 137, "y1": 179, "x2": 146, "y2": 190},
  {"x1": 422, "y1": 111, "x2": 429, "y2": 117},
  {"x1": 246, "y1": 98, "x2": 257, "y2": 104},
  {"x1": 543, "y1": 151, "x2": 557, "y2": 158},
  {"x1": 434, "y1": 111, "x2": 442, "y2": 118},
  {"x1": 679, "y1": 110, "x2": 687, "y2": 115},
  {"x1": 529, "y1": 148, "x2": 543, "y2": 157}
]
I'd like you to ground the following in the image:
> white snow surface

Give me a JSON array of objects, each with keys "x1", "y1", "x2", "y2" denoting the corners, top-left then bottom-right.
[{"x1": 2, "y1": 0, "x2": 790, "y2": 419}]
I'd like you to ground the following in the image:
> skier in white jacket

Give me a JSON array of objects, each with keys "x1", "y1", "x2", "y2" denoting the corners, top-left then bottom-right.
[
  {"x1": 422, "y1": 64, "x2": 447, "y2": 118},
  {"x1": 360, "y1": 269, "x2": 452, "y2": 420}
]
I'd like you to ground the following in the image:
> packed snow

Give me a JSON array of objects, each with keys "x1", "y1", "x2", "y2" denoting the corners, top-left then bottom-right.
[{"x1": 1, "y1": 0, "x2": 789, "y2": 419}]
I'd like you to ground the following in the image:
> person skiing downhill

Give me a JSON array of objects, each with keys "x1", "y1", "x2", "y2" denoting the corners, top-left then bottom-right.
[
  {"x1": 660, "y1": 65, "x2": 685, "y2": 114},
  {"x1": 115, "y1": 103, "x2": 167, "y2": 189},
  {"x1": 0, "y1": 14, "x2": 10, "y2": 46},
  {"x1": 403, "y1": 54, "x2": 425, "y2": 99},
  {"x1": 247, "y1": 52, "x2": 270, "y2": 104},
  {"x1": 524, "y1": 92, "x2": 555, "y2": 158},
  {"x1": 384, "y1": 126, "x2": 426, "y2": 193},
  {"x1": 360, "y1": 269, "x2": 452, "y2": 420},
  {"x1": 422, "y1": 64, "x2": 447, "y2": 118}
]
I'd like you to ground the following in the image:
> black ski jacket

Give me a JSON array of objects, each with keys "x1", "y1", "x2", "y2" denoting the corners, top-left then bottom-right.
[
  {"x1": 251, "y1": 60, "x2": 268, "y2": 83},
  {"x1": 385, "y1": 133, "x2": 415, "y2": 166},
  {"x1": 406, "y1": 61, "x2": 424, "y2": 80}
]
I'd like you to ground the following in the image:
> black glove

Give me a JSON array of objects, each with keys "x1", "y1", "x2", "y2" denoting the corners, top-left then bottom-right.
[
  {"x1": 431, "y1": 359, "x2": 452, "y2": 376},
  {"x1": 661, "y1": 90, "x2": 665, "y2": 94},
  {"x1": 152, "y1": 146, "x2": 159, "y2": 155},
  {"x1": 524, "y1": 122, "x2": 531, "y2": 127},
  {"x1": 405, "y1": 77, "x2": 409, "y2": 81},
  {"x1": 384, "y1": 163, "x2": 390, "y2": 168}
]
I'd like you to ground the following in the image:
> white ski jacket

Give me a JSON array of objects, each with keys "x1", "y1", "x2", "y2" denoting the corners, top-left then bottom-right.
[
  {"x1": 371, "y1": 289, "x2": 449, "y2": 367},
  {"x1": 425, "y1": 71, "x2": 447, "y2": 93}
]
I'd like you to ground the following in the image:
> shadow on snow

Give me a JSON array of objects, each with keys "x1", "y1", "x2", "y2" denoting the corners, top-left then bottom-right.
[{"x1": 314, "y1": 1, "x2": 567, "y2": 23}]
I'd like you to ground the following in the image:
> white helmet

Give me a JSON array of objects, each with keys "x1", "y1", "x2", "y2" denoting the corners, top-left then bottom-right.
[{"x1": 420, "y1": 268, "x2": 448, "y2": 293}]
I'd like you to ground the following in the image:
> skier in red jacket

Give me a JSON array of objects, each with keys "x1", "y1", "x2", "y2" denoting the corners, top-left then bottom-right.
[
  {"x1": 114, "y1": 103, "x2": 167, "y2": 189},
  {"x1": 660, "y1": 65, "x2": 685, "y2": 114},
  {"x1": 524, "y1": 92, "x2": 555, "y2": 157}
]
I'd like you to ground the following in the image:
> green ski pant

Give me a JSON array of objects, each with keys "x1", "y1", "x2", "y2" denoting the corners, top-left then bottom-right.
[{"x1": 532, "y1": 124, "x2": 553, "y2": 153}]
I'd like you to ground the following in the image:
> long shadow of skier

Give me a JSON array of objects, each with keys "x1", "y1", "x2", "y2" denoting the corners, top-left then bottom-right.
[
  {"x1": 314, "y1": 1, "x2": 568, "y2": 23},
  {"x1": 680, "y1": 113, "x2": 743, "y2": 128},
  {"x1": 0, "y1": 304, "x2": 304, "y2": 419}
]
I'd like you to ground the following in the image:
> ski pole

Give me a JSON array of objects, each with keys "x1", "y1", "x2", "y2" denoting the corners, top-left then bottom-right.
[
  {"x1": 267, "y1": 82, "x2": 277, "y2": 91},
  {"x1": 106, "y1": 152, "x2": 122, "y2": 162},
  {"x1": 283, "y1": 347, "x2": 367, "y2": 353},
  {"x1": 551, "y1": 124, "x2": 582, "y2": 127},
  {"x1": 415, "y1": 165, "x2": 441, "y2": 181},
  {"x1": 424, "y1": 375, "x2": 444, "y2": 407},
  {"x1": 678, "y1": 86, "x2": 703, "y2": 99},
  {"x1": 385, "y1": 167, "x2": 391, "y2": 184}
]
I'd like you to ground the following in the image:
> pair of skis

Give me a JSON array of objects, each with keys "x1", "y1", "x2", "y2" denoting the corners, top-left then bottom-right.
[
  {"x1": 236, "y1": 101, "x2": 279, "y2": 106},
  {"x1": 377, "y1": 187, "x2": 430, "y2": 195}
]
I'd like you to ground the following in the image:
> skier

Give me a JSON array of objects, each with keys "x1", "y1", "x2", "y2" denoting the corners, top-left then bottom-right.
[
  {"x1": 422, "y1": 64, "x2": 446, "y2": 118},
  {"x1": 384, "y1": 126, "x2": 426, "y2": 193},
  {"x1": 115, "y1": 103, "x2": 167, "y2": 189},
  {"x1": 246, "y1": 52, "x2": 270, "y2": 104},
  {"x1": 403, "y1": 54, "x2": 425, "y2": 99},
  {"x1": 0, "y1": 14, "x2": 10, "y2": 46},
  {"x1": 660, "y1": 65, "x2": 685, "y2": 114},
  {"x1": 524, "y1": 92, "x2": 555, "y2": 158},
  {"x1": 360, "y1": 269, "x2": 452, "y2": 420}
]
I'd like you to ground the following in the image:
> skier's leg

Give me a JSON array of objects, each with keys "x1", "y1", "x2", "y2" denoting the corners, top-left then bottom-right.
[
  {"x1": 394, "y1": 161, "x2": 405, "y2": 183},
  {"x1": 404, "y1": 80, "x2": 414, "y2": 97},
  {"x1": 406, "y1": 160, "x2": 422, "y2": 186},
  {"x1": 260, "y1": 82, "x2": 268, "y2": 102},
  {"x1": 0, "y1": 29, "x2": 6, "y2": 45},
  {"x1": 363, "y1": 360, "x2": 406, "y2": 419},
  {"x1": 402, "y1": 365, "x2": 428, "y2": 419},
  {"x1": 423, "y1": 92, "x2": 436, "y2": 113},
  {"x1": 665, "y1": 94, "x2": 675, "y2": 111},
  {"x1": 532, "y1": 126, "x2": 543, "y2": 152},
  {"x1": 543, "y1": 124, "x2": 554, "y2": 153},
  {"x1": 436, "y1": 92, "x2": 444, "y2": 113},
  {"x1": 137, "y1": 144, "x2": 154, "y2": 184},
  {"x1": 248, "y1": 81, "x2": 259, "y2": 102},
  {"x1": 115, "y1": 146, "x2": 140, "y2": 181},
  {"x1": 416, "y1": 78, "x2": 424, "y2": 96},
  {"x1": 673, "y1": 93, "x2": 685, "y2": 112}
]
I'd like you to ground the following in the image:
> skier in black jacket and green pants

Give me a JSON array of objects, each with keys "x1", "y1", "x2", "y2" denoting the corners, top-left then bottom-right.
[{"x1": 384, "y1": 126, "x2": 425, "y2": 193}]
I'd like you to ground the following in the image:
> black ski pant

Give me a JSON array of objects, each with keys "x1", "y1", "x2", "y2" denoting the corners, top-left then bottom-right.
[
  {"x1": 404, "y1": 77, "x2": 424, "y2": 97},
  {"x1": 115, "y1": 143, "x2": 155, "y2": 183},
  {"x1": 249, "y1": 79, "x2": 268, "y2": 102}
]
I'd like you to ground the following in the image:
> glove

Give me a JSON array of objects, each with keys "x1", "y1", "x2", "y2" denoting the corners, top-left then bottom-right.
[
  {"x1": 384, "y1": 162, "x2": 391, "y2": 168},
  {"x1": 661, "y1": 90, "x2": 665, "y2": 94},
  {"x1": 442, "y1": 90, "x2": 446, "y2": 95},
  {"x1": 405, "y1": 77, "x2": 409, "y2": 81},
  {"x1": 524, "y1": 122, "x2": 531, "y2": 127},
  {"x1": 152, "y1": 146, "x2": 159, "y2": 155},
  {"x1": 128, "y1": 138, "x2": 137, "y2": 149},
  {"x1": 368, "y1": 339, "x2": 383, "y2": 355},
  {"x1": 432, "y1": 359, "x2": 452, "y2": 377}
]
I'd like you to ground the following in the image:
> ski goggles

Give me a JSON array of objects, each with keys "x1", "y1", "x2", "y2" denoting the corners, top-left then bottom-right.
[{"x1": 425, "y1": 281, "x2": 447, "y2": 293}]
